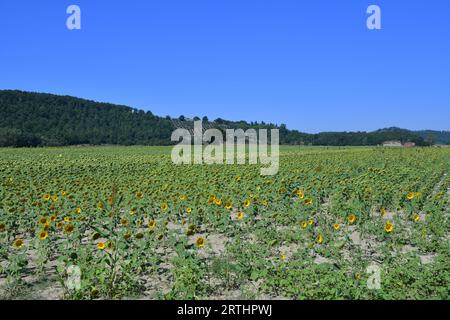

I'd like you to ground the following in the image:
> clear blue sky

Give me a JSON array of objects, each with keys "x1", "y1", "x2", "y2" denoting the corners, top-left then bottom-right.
[{"x1": 0, "y1": 0, "x2": 449, "y2": 132}]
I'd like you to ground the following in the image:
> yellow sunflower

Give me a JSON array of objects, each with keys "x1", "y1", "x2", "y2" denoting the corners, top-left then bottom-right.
[
  {"x1": 148, "y1": 220, "x2": 156, "y2": 231},
  {"x1": 136, "y1": 191, "x2": 144, "y2": 199},
  {"x1": 196, "y1": 237, "x2": 205, "y2": 248},
  {"x1": 39, "y1": 230, "x2": 49, "y2": 241},
  {"x1": 333, "y1": 223, "x2": 341, "y2": 231},
  {"x1": 186, "y1": 207, "x2": 192, "y2": 214},
  {"x1": 207, "y1": 195, "x2": 216, "y2": 205},
  {"x1": 237, "y1": 212, "x2": 245, "y2": 220},
  {"x1": 317, "y1": 234, "x2": 323, "y2": 244},
  {"x1": 347, "y1": 214, "x2": 357, "y2": 225},
  {"x1": 385, "y1": 221, "x2": 394, "y2": 233},
  {"x1": 64, "y1": 224, "x2": 74, "y2": 233},
  {"x1": 74, "y1": 207, "x2": 82, "y2": 214},
  {"x1": 296, "y1": 190, "x2": 305, "y2": 199},
  {"x1": 14, "y1": 238, "x2": 24, "y2": 249},
  {"x1": 97, "y1": 242, "x2": 106, "y2": 250},
  {"x1": 160, "y1": 203, "x2": 168, "y2": 211},
  {"x1": 244, "y1": 199, "x2": 251, "y2": 208}
]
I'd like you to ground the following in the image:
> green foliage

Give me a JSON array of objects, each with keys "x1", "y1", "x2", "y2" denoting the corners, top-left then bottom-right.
[{"x1": 0, "y1": 90, "x2": 433, "y2": 147}]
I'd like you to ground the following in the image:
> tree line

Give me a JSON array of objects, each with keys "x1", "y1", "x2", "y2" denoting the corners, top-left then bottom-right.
[{"x1": 0, "y1": 90, "x2": 436, "y2": 147}]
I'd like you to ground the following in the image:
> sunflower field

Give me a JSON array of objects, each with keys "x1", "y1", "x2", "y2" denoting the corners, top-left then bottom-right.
[{"x1": 0, "y1": 146, "x2": 449, "y2": 300}]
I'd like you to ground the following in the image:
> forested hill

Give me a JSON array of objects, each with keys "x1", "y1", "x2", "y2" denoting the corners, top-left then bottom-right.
[
  {"x1": 416, "y1": 130, "x2": 450, "y2": 145},
  {"x1": 0, "y1": 90, "x2": 174, "y2": 146},
  {"x1": 0, "y1": 90, "x2": 435, "y2": 147}
]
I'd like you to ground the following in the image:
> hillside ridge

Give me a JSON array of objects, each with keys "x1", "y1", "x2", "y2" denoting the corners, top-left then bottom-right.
[{"x1": 0, "y1": 90, "x2": 444, "y2": 147}]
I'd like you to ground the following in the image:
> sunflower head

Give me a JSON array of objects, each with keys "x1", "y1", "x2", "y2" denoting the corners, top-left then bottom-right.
[
  {"x1": 296, "y1": 190, "x2": 305, "y2": 199},
  {"x1": 14, "y1": 239, "x2": 24, "y2": 249},
  {"x1": 317, "y1": 234, "x2": 323, "y2": 244},
  {"x1": 196, "y1": 237, "x2": 205, "y2": 248},
  {"x1": 237, "y1": 212, "x2": 245, "y2": 220},
  {"x1": 148, "y1": 220, "x2": 156, "y2": 231},
  {"x1": 347, "y1": 214, "x2": 357, "y2": 225},
  {"x1": 385, "y1": 221, "x2": 394, "y2": 233},
  {"x1": 39, "y1": 230, "x2": 49, "y2": 241},
  {"x1": 64, "y1": 224, "x2": 74, "y2": 233},
  {"x1": 97, "y1": 242, "x2": 106, "y2": 250},
  {"x1": 160, "y1": 203, "x2": 168, "y2": 211},
  {"x1": 135, "y1": 233, "x2": 144, "y2": 239},
  {"x1": 333, "y1": 223, "x2": 341, "y2": 231},
  {"x1": 136, "y1": 191, "x2": 144, "y2": 199},
  {"x1": 207, "y1": 195, "x2": 216, "y2": 205},
  {"x1": 74, "y1": 207, "x2": 82, "y2": 214}
]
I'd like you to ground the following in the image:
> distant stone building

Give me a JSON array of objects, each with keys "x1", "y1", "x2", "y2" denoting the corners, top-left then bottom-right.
[
  {"x1": 382, "y1": 141, "x2": 416, "y2": 148},
  {"x1": 403, "y1": 142, "x2": 416, "y2": 148},
  {"x1": 382, "y1": 141, "x2": 403, "y2": 147}
]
